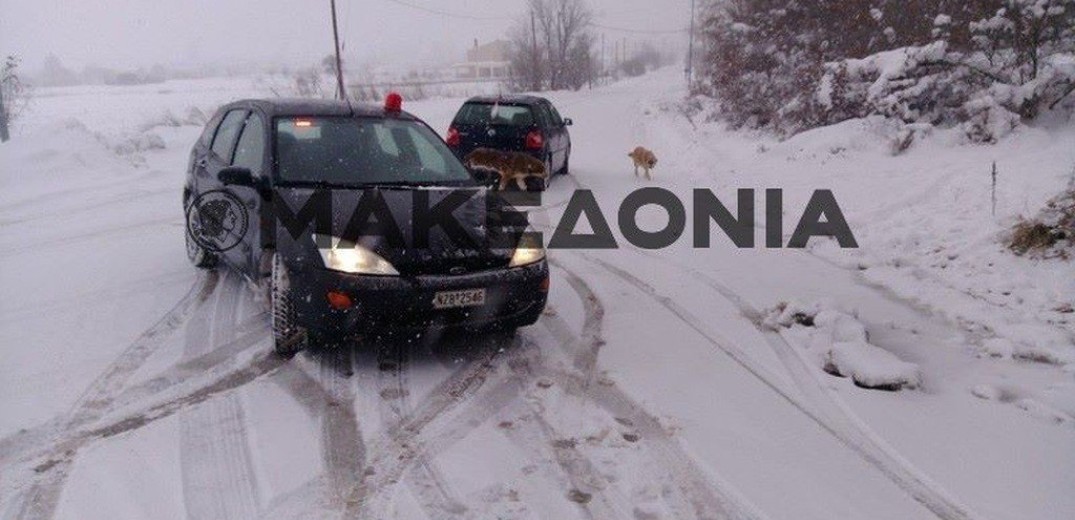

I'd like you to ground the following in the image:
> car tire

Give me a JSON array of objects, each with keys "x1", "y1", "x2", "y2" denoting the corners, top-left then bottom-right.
[
  {"x1": 185, "y1": 222, "x2": 218, "y2": 269},
  {"x1": 559, "y1": 150, "x2": 571, "y2": 176},
  {"x1": 270, "y1": 253, "x2": 307, "y2": 359},
  {"x1": 544, "y1": 155, "x2": 554, "y2": 190}
]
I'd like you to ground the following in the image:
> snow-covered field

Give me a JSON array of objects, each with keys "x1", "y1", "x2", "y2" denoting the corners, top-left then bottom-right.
[{"x1": 1, "y1": 68, "x2": 1072, "y2": 520}]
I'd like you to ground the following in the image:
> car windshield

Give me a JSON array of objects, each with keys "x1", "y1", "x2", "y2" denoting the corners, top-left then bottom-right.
[
  {"x1": 274, "y1": 117, "x2": 474, "y2": 187},
  {"x1": 454, "y1": 103, "x2": 535, "y2": 126}
]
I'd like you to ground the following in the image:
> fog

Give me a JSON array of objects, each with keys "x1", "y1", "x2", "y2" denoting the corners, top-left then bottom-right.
[{"x1": 0, "y1": 0, "x2": 691, "y2": 75}]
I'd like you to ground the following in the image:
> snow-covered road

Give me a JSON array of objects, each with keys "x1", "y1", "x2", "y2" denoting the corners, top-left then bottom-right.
[{"x1": 1, "y1": 70, "x2": 1072, "y2": 520}]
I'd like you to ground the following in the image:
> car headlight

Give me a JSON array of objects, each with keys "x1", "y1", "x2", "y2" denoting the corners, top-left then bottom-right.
[
  {"x1": 314, "y1": 234, "x2": 399, "y2": 275},
  {"x1": 509, "y1": 231, "x2": 546, "y2": 268}
]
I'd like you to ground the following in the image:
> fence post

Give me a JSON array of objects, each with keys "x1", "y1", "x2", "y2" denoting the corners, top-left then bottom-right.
[{"x1": 991, "y1": 161, "x2": 998, "y2": 218}]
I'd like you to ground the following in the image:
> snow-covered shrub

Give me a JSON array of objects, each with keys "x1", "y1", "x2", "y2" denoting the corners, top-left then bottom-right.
[
  {"x1": 138, "y1": 106, "x2": 209, "y2": 131},
  {"x1": 697, "y1": 0, "x2": 1075, "y2": 142},
  {"x1": 763, "y1": 301, "x2": 921, "y2": 391},
  {"x1": 110, "y1": 132, "x2": 165, "y2": 157},
  {"x1": 1007, "y1": 186, "x2": 1075, "y2": 258}
]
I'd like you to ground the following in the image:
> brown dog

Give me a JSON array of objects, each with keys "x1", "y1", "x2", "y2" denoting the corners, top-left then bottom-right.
[
  {"x1": 464, "y1": 148, "x2": 548, "y2": 191},
  {"x1": 628, "y1": 146, "x2": 658, "y2": 180}
]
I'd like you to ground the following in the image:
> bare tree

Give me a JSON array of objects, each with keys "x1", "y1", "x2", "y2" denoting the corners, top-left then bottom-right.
[
  {"x1": 508, "y1": 0, "x2": 597, "y2": 91},
  {"x1": 1, "y1": 56, "x2": 30, "y2": 142}
]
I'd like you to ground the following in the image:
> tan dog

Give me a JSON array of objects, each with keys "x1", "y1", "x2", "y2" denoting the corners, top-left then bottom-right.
[
  {"x1": 464, "y1": 148, "x2": 548, "y2": 191},
  {"x1": 628, "y1": 146, "x2": 658, "y2": 180}
]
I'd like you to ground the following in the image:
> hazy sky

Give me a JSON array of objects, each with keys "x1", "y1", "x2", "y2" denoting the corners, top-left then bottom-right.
[{"x1": 0, "y1": 0, "x2": 692, "y2": 73}]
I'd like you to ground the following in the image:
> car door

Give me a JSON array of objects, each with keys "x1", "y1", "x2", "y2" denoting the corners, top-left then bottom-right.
[
  {"x1": 228, "y1": 110, "x2": 269, "y2": 277},
  {"x1": 189, "y1": 110, "x2": 226, "y2": 200},
  {"x1": 203, "y1": 108, "x2": 249, "y2": 270},
  {"x1": 544, "y1": 101, "x2": 569, "y2": 172}
]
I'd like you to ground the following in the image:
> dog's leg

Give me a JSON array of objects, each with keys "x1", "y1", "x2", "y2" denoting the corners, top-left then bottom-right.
[
  {"x1": 498, "y1": 173, "x2": 510, "y2": 192},
  {"x1": 645, "y1": 167, "x2": 651, "y2": 180},
  {"x1": 634, "y1": 164, "x2": 639, "y2": 177},
  {"x1": 516, "y1": 176, "x2": 528, "y2": 191}
]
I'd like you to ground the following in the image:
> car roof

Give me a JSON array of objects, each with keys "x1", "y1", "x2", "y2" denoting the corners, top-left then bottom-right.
[
  {"x1": 463, "y1": 94, "x2": 548, "y2": 106},
  {"x1": 224, "y1": 98, "x2": 420, "y2": 120}
]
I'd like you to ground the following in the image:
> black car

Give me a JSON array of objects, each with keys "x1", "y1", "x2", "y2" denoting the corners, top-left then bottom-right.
[
  {"x1": 183, "y1": 96, "x2": 549, "y2": 357},
  {"x1": 446, "y1": 95, "x2": 573, "y2": 189}
]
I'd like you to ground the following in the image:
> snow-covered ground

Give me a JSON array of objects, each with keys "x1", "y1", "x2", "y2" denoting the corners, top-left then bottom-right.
[{"x1": 1, "y1": 69, "x2": 1072, "y2": 520}]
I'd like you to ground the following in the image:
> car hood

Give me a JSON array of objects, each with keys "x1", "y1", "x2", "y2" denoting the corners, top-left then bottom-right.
[{"x1": 273, "y1": 186, "x2": 518, "y2": 276}]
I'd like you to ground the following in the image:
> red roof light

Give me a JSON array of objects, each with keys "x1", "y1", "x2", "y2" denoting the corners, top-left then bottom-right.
[{"x1": 385, "y1": 92, "x2": 403, "y2": 113}]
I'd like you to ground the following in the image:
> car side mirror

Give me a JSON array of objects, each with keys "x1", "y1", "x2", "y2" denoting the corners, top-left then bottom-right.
[
  {"x1": 219, "y1": 166, "x2": 256, "y2": 187},
  {"x1": 563, "y1": 118, "x2": 573, "y2": 127}
]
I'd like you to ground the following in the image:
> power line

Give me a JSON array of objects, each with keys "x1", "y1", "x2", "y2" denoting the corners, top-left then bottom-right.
[
  {"x1": 380, "y1": 0, "x2": 513, "y2": 21},
  {"x1": 590, "y1": 22, "x2": 687, "y2": 35},
  {"x1": 378, "y1": 0, "x2": 686, "y2": 34}
]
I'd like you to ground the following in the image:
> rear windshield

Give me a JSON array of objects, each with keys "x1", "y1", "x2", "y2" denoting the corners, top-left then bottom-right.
[
  {"x1": 274, "y1": 117, "x2": 472, "y2": 187},
  {"x1": 454, "y1": 103, "x2": 535, "y2": 126}
]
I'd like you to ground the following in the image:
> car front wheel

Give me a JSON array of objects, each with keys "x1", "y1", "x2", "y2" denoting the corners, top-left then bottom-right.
[
  {"x1": 185, "y1": 221, "x2": 218, "y2": 269},
  {"x1": 270, "y1": 254, "x2": 307, "y2": 358}
]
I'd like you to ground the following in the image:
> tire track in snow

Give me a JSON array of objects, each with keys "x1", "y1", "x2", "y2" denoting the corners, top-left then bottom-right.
[
  {"x1": 349, "y1": 258, "x2": 767, "y2": 520},
  {"x1": 308, "y1": 346, "x2": 366, "y2": 513},
  {"x1": 543, "y1": 260, "x2": 771, "y2": 520},
  {"x1": 374, "y1": 341, "x2": 470, "y2": 519},
  {"x1": 179, "y1": 272, "x2": 262, "y2": 520},
  {"x1": 351, "y1": 335, "x2": 513, "y2": 520},
  {"x1": 0, "y1": 187, "x2": 174, "y2": 226},
  {"x1": 495, "y1": 337, "x2": 633, "y2": 520},
  {"x1": 0, "y1": 216, "x2": 178, "y2": 258},
  {"x1": 2, "y1": 271, "x2": 218, "y2": 520},
  {"x1": 578, "y1": 251, "x2": 985, "y2": 520},
  {"x1": 264, "y1": 347, "x2": 366, "y2": 514}
]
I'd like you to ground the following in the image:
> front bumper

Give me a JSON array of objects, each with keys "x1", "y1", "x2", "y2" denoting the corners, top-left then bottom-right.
[{"x1": 288, "y1": 260, "x2": 549, "y2": 335}]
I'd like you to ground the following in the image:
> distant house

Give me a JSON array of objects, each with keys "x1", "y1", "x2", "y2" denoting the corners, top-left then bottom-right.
[{"x1": 451, "y1": 40, "x2": 512, "y2": 80}]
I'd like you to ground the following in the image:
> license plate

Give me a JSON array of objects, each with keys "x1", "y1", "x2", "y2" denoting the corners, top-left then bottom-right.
[{"x1": 433, "y1": 288, "x2": 486, "y2": 309}]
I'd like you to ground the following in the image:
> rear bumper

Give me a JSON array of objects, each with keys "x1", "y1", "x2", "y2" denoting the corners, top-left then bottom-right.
[{"x1": 288, "y1": 260, "x2": 549, "y2": 335}]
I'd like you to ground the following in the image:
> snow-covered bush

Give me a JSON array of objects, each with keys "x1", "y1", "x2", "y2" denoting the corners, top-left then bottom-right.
[
  {"x1": 697, "y1": 0, "x2": 1075, "y2": 143},
  {"x1": 763, "y1": 301, "x2": 921, "y2": 391},
  {"x1": 1007, "y1": 186, "x2": 1075, "y2": 258}
]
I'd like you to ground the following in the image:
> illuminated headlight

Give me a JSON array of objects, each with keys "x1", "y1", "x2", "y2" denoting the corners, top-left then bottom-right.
[
  {"x1": 509, "y1": 231, "x2": 546, "y2": 268},
  {"x1": 315, "y1": 235, "x2": 399, "y2": 275}
]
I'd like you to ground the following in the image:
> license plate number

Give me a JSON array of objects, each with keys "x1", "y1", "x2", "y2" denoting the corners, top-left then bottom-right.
[{"x1": 433, "y1": 289, "x2": 486, "y2": 309}]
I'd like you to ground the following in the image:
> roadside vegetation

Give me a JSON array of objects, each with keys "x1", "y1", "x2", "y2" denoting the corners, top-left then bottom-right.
[
  {"x1": 1008, "y1": 184, "x2": 1075, "y2": 258},
  {"x1": 695, "y1": 0, "x2": 1075, "y2": 143},
  {"x1": 1, "y1": 55, "x2": 30, "y2": 142}
]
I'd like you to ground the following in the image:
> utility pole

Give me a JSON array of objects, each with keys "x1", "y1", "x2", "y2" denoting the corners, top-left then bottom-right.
[
  {"x1": 600, "y1": 33, "x2": 606, "y2": 79},
  {"x1": 531, "y1": 8, "x2": 539, "y2": 91},
  {"x1": 330, "y1": 0, "x2": 346, "y2": 100},
  {"x1": 687, "y1": 0, "x2": 696, "y2": 86},
  {"x1": 0, "y1": 85, "x2": 8, "y2": 142}
]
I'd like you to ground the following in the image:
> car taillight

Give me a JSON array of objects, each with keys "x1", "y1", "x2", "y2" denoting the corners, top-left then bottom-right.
[
  {"x1": 525, "y1": 130, "x2": 544, "y2": 151},
  {"x1": 447, "y1": 126, "x2": 461, "y2": 147}
]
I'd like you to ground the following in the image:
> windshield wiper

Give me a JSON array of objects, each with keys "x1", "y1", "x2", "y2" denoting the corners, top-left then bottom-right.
[{"x1": 361, "y1": 181, "x2": 436, "y2": 188}]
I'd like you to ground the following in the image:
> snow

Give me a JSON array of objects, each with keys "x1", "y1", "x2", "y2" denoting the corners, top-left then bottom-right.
[
  {"x1": 1, "y1": 68, "x2": 1074, "y2": 520},
  {"x1": 764, "y1": 301, "x2": 921, "y2": 390}
]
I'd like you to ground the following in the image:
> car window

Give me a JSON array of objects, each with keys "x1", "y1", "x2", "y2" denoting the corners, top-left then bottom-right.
[
  {"x1": 199, "y1": 111, "x2": 225, "y2": 147},
  {"x1": 275, "y1": 117, "x2": 471, "y2": 186},
  {"x1": 454, "y1": 103, "x2": 534, "y2": 126},
  {"x1": 406, "y1": 126, "x2": 450, "y2": 175},
  {"x1": 211, "y1": 109, "x2": 249, "y2": 162},
  {"x1": 546, "y1": 103, "x2": 564, "y2": 126},
  {"x1": 232, "y1": 113, "x2": 266, "y2": 174},
  {"x1": 533, "y1": 104, "x2": 553, "y2": 128}
]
